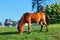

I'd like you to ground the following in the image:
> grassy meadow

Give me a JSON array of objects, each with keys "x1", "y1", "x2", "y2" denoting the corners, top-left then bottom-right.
[{"x1": 0, "y1": 24, "x2": 60, "y2": 40}]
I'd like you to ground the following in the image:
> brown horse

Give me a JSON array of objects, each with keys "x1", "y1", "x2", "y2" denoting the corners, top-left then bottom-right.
[{"x1": 17, "y1": 12, "x2": 50, "y2": 34}]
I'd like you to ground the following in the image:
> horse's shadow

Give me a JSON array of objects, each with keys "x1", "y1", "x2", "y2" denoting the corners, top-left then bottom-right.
[
  {"x1": 0, "y1": 31, "x2": 18, "y2": 35},
  {"x1": 0, "y1": 30, "x2": 41, "y2": 35},
  {"x1": 23, "y1": 30, "x2": 40, "y2": 34}
]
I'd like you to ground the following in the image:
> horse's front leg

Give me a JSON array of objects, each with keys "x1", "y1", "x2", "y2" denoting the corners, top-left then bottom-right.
[
  {"x1": 40, "y1": 25, "x2": 43, "y2": 32},
  {"x1": 45, "y1": 25, "x2": 48, "y2": 32},
  {"x1": 43, "y1": 20, "x2": 48, "y2": 32},
  {"x1": 28, "y1": 22, "x2": 31, "y2": 33}
]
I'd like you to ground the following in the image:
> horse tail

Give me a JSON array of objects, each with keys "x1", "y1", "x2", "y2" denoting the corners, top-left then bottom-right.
[{"x1": 45, "y1": 14, "x2": 50, "y2": 25}]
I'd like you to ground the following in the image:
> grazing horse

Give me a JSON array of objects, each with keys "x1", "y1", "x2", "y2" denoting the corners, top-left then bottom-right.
[{"x1": 17, "y1": 12, "x2": 50, "y2": 34}]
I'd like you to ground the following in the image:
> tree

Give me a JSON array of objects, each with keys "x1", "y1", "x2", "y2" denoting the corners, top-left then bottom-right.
[
  {"x1": 45, "y1": 3, "x2": 60, "y2": 23},
  {"x1": 0, "y1": 22, "x2": 2, "y2": 26},
  {"x1": 32, "y1": 0, "x2": 46, "y2": 12},
  {"x1": 4, "y1": 19, "x2": 17, "y2": 26}
]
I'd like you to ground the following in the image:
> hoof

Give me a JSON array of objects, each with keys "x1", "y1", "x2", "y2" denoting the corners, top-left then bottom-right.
[
  {"x1": 45, "y1": 30, "x2": 48, "y2": 32},
  {"x1": 40, "y1": 30, "x2": 42, "y2": 32},
  {"x1": 28, "y1": 31, "x2": 31, "y2": 34},
  {"x1": 18, "y1": 33, "x2": 23, "y2": 35},
  {"x1": 29, "y1": 31, "x2": 31, "y2": 33}
]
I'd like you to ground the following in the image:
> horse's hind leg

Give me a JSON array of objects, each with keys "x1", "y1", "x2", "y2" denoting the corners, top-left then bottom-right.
[
  {"x1": 45, "y1": 25, "x2": 48, "y2": 32},
  {"x1": 39, "y1": 21, "x2": 43, "y2": 32},
  {"x1": 43, "y1": 20, "x2": 48, "y2": 32}
]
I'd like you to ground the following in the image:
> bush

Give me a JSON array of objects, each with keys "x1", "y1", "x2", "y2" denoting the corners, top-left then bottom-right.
[{"x1": 45, "y1": 3, "x2": 60, "y2": 24}]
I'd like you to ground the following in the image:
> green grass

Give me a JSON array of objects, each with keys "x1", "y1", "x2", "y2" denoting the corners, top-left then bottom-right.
[{"x1": 0, "y1": 24, "x2": 60, "y2": 40}]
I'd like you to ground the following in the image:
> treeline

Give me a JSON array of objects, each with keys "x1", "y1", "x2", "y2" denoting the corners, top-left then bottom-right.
[{"x1": 0, "y1": 19, "x2": 18, "y2": 26}]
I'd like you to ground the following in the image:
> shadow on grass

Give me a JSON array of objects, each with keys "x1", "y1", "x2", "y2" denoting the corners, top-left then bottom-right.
[
  {"x1": 23, "y1": 30, "x2": 41, "y2": 34},
  {"x1": 0, "y1": 31, "x2": 30, "y2": 35},
  {"x1": 0, "y1": 30, "x2": 44, "y2": 35},
  {"x1": 0, "y1": 31, "x2": 18, "y2": 35}
]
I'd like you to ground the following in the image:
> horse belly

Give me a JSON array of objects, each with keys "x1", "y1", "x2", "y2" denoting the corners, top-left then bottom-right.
[{"x1": 31, "y1": 16, "x2": 40, "y2": 23}]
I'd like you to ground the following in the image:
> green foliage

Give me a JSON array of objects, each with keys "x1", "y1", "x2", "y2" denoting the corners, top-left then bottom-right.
[
  {"x1": 45, "y1": 3, "x2": 60, "y2": 24},
  {"x1": 32, "y1": 0, "x2": 60, "y2": 24},
  {"x1": 0, "y1": 24, "x2": 60, "y2": 40}
]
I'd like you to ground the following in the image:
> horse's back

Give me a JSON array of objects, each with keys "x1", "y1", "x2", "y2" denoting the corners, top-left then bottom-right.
[
  {"x1": 22, "y1": 12, "x2": 46, "y2": 23},
  {"x1": 35, "y1": 12, "x2": 46, "y2": 20},
  {"x1": 31, "y1": 13, "x2": 41, "y2": 23},
  {"x1": 23, "y1": 12, "x2": 41, "y2": 23}
]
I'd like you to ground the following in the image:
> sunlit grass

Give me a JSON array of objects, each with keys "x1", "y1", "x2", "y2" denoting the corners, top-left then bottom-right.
[{"x1": 0, "y1": 24, "x2": 60, "y2": 40}]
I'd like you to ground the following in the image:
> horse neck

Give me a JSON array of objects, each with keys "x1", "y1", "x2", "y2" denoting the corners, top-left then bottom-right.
[
  {"x1": 19, "y1": 18, "x2": 25, "y2": 26},
  {"x1": 18, "y1": 20, "x2": 25, "y2": 30},
  {"x1": 20, "y1": 22, "x2": 24, "y2": 26},
  {"x1": 18, "y1": 16, "x2": 25, "y2": 27}
]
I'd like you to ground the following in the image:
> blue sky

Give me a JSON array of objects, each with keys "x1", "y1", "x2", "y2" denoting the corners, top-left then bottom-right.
[{"x1": 0, "y1": 0, "x2": 57, "y2": 24}]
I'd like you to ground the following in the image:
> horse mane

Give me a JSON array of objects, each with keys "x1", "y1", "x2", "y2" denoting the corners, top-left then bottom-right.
[
  {"x1": 17, "y1": 12, "x2": 30, "y2": 30},
  {"x1": 18, "y1": 12, "x2": 30, "y2": 23},
  {"x1": 23, "y1": 12, "x2": 29, "y2": 16}
]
